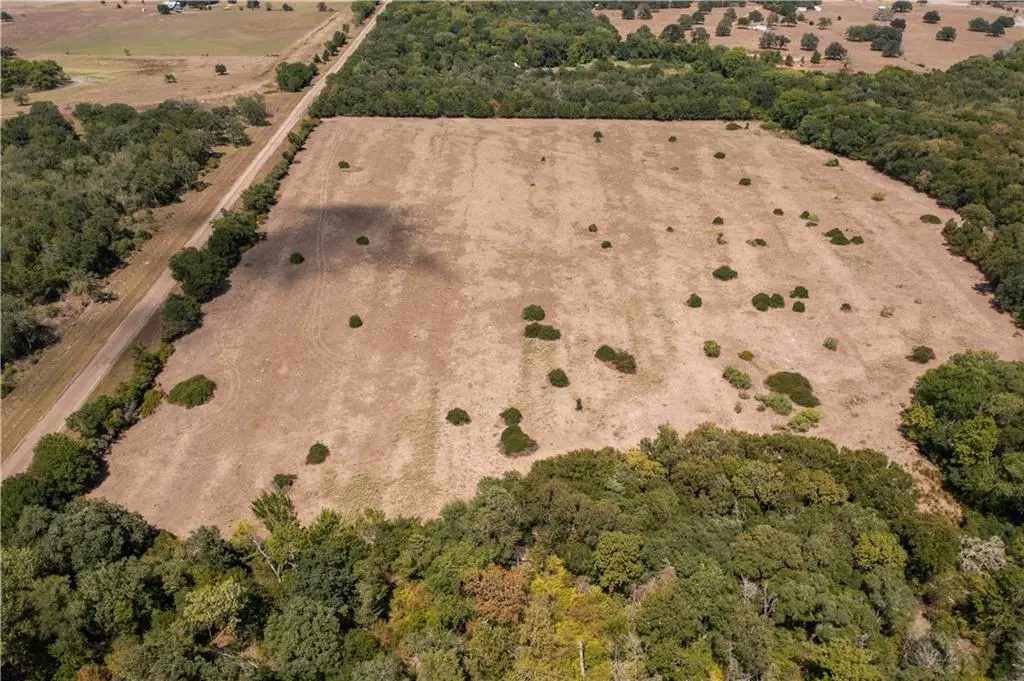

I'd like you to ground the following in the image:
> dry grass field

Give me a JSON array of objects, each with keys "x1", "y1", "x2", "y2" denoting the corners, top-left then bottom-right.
[
  {"x1": 597, "y1": 0, "x2": 1022, "y2": 73},
  {"x1": 1, "y1": 1, "x2": 352, "y2": 112},
  {"x1": 93, "y1": 118, "x2": 1021, "y2": 536}
]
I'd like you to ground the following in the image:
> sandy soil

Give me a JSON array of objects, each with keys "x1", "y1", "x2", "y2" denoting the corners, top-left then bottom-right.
[
  {"x1": 597, "y1": 0, "x2": 1022, "y2": 73},
  {"x1": 92, "y1": 119, "x2": 1021, "y2": 536},
  {"x1": 1, "y1": 1, "x2": 353, "y2": 113}
]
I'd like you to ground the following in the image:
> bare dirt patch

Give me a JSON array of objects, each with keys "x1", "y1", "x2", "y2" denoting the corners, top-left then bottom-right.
[
  {"x1": 596, "y1": 0, "x2": 1021, "y2": 73},
  {"x1": 94, "y1": 118, "x2": 1021, "y2": 535}
]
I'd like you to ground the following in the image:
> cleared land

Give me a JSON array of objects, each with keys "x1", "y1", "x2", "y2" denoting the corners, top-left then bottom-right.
[
  {"x1": 597, "y1": 0, "x2": 1021, "y2": 73},
  {"x1": 1, "y1": 1, "x2": 352, "y2": 112},
  {"x1": 93, "y1": 118, "x2": 1020, "y2": 535}
]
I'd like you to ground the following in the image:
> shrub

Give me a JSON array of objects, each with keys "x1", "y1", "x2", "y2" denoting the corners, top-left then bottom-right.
[
  {"x1": 548, "y1": 369, "x2": 569, "y2": 387},
  {"x1": 666, "y1": 226, "x2": 674, "y2": 233},
  {"x1": 593, "y1": 130, "x2": 603, "y2": 142},
  {"x1": 824, "y1": 228, "x2": 850, "y2": 245},
  {"x1": 596, "y1": 345, "x2": 617, "y2": 362},
  {"x1": 765, "y1": 371, "x2": 819, "y2": 407},
  {"x1": 871, "y1": 191, "x2": 886, "y2": 202},
  {"x1": 446, "y1": 407, "x2": 471, "y2": 425},
  {"x1": 338, "y1": 160, "x2": 351, "y2": 169},
  {"x1": 824, "y1": 337, "x2": 839, "y2": 351},
  {"x1": 712, "y1": 216, "x2": 724, "y2": 225},
  {"x1": 752, "y1": 293, "x2": 772, "y2": 311},
  {"x1": 723, "y1": 366, "x2": 752, "y2": 389},
  {"x1": 713, "y1": 266, "x2": 738, "y2": 281},
  {"x1": 920, "y1": 214, "x2": 942, "y2": 224},
  {"x1": 215, "y1": 64, "x2": 227, "y2": 75},
  {"x1": 739, "y1": 177, "x2": 752, "y2": 186},
  {"x1": 276, "y1": 61, "x2": 317, "y2": 92},
  {"x1": 756, "y1": 393, "x2": 793, "y2": 415},
  {"x1": 161, "y1": 293, "x2": 203, "y2": 342},
  {"x1": 588, "y1": 224, "x2": 598, "y2": 233},
  {"x1": 167, "y1": 375, "x2": 217, "y2": 408},
  {"x1": 521, "y1": 304, "x2": 545, "y2": 321},
  {"x1": 746, "y1": 238, "x2": 767, "y2": 247},
  {"x1": 725, "y1": 123, "x2": 741, "y2": 130},
  {"x1": 273, "y1": 473, "x2": 297, "y2": 490},
  {"x1": 936, "y1": 26, "x2": 956, "y2": 41},
  {"x1": 28, "y1": 433, "x2": 101, "y2": 500},
  {"x1": 909, "y1": 346, "x2": 936, "y2": 364},
  {"x1": 880, "y1": 305, "x2": 895, "y2": 318},
  {"x1": 289, "y1": 251, "x2": 305, "y2": 264},
  {"x1": 356, "y1": 235, "x2": 370, "y2": 246},
  {"x1": 793, "y1": 301, "x2": 806, "y2": 313},
  {"x1": 500, "y1": 407, "x2": 522, "y2": 426},
  {"x1": 713, "y1": 151, "x2": 726, "y2": 159},
  {"x1": 790, "y1": 286, "x2": 809, "y2": 299},
  {"x1": 349, "y1": 315, "x2": 362, "y2": 328},
  {"x1": 769, "y1": 293, "x2": 785, "y2": 309},
  {"x1": 850, "y1": 235, "x2": 864, "y2": 245},
  {"x1": 738, "y1": 350, "x2": 754, "y2": 362},
  {"x1": 703, "y1": 340, "x2": 721, "y2": 358},
  {"x1": 524, "y1": 323, "x2": 561, "y2": 341},
  {"x1": 575, "y1": 398, "x2": 583, "y2": 411},
  {"x1": 595, "y1": 345, "x2": 636, "y2": 373},
  {"x1": 773, "y1": 208, "x2": 784, "y2": 216},
  {"x1": 307, "y1": 442, "x2": 329, "y2": 464},
  {"x1": 601, "y1": 240, "x2": 612, "y2": 249},
  {"x1": 787, "y1": 408, "x2": 821, "y2": 432},
  {"x1": 824, "y1": 158, "x2": 840, "y2": 167},
  {"x1": 687, "y1": 293, "x2": 703, "y2": 308},
  {"x1": 841, "y1": 303, "x2": 853, "y2": 312},
  {"x1": 500, "y1": 425, "x2": 537, "y2": 456},
  {"x1": 668, "y1": 135, "x2": 677, "y2": 143},
  {"x1": 139, "y1": 388, "x2": 164, "y2": 417}
]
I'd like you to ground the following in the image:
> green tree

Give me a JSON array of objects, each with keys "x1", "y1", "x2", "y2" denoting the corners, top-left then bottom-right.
[
  {"x1": 800, "y1": 32, "x2": 820, "y2": 50},
  {"x1": 160, "y1": 293, "x2": 203, "y2": 342},
  {"x1": 936, "y1": 26, "x2": 957, "y2": 41},
  {"x1": 593, "y1": 531, "x2": 644, "y2": 592},
  {"x1": 922, "y1": 10, "x2": 940, "y2": 23},
  {"x1": 852, "y1": 531, "x2": 907, "y2": 571},
  {"x1": 264, "y1": 598, "x2": 345, "y2": 681},
  {"x1": 169, "y1": 247, "x2": 229, "y2": 302},
  {"x1": 28, "y1": 434, "x2": 100, "y2": 501}
]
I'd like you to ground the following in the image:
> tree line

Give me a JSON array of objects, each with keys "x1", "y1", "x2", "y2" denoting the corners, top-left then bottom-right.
[{"x1": 311, "y1": 3, "x2": 1024, "y2": 326}]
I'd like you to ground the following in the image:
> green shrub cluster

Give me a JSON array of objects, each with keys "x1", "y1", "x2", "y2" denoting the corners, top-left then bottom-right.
[
  {"x1": 793, "y1": 301, "x2": 806, "y2": 313},
  {"x1": 588, "y1": 223, "x2": 598, "y2": 233},
  {"x1": 766, "y1": 371, "x2": 820, "y2": 407},
  {"x1": 712, "y1": 266, "x2": 737, "y2": 281},
  {"x1": 500, "y1": 407, "x2": 522, "y2": 426},
  {"x1": 547, "y1": 369, "x2": 569, "y2": 388},
  {"x1": 790, "y1": 286, "x2": 809, "y2": 299},
  {"x1": 275, "y1": 61, "x2": 318, "y2": 92},
  {"x1": 522, "y1": 304, "x2": 545, "y2": 321},
  {"x1": 356, "y1": 235, "x2": 370, "y2": 246},
  {"x1": 756, "y1": 392, "x2": 794, "y2": 415},
  {"x1": 338, "y1": 160, "x2": 351, "y2": 169},
  {"x1": 289, "y1": 251, "x2": 305, "y2": 264},
  {"x1": 738, "y1": 177, "x2": 752, "y2": 186},
  {"x1": 595, "y1": 345, "x2": 636, "y2": 373},
  {"x1": 524, "y1": 323, "x2": 561, "y2": 341},
  {"x1": 824, "y1": 337, "x2": 839, "y2": 351},
  {"x1": 600, "y1": 240, "x2": 612, "y2": 249},
  {"x1": 909, "y1": 346, "x2": 936, "y2": 364},
  {"x1": 446, "y1": 408, "x2": 471, "y2": 425},
  {"x1": 349, "y1": 315, "x2": 363, "y2": 328},
  {"x1": 738, "y1": 350, "x2": 754, "y2": 362},
  {"x1": 160, "y1": 293, "x2": 203, "y2": 342},
  {"x1": 752, "y1": 293, "x2": 785, "y2": 311},
  {"x1": 824, "y1": 228, "x2": 864, "y2": 246},
  {"x1": 773, "y1": 208, "x2": 784, "y2": 215},
  {"x1": 307, "y1": 441, "x2": 330, "y2": 464},
  {"x1": 787, "y1": 407, "x2": 822, "y2": 432},
  {"x1": 713, "y1": 151, "x2": 726, "y2": 159},
  {"x1": 273, "y1": 473, "x2": 297, "y2": 490},
  {"x1": 500, "y1": 424, "x2": 537, "y2": 456},
  {"x1": 686, "y1": 293, "x2": 703, "y2": 308},
  {"x1": 824, "y1": 158, "x2": 840, "y2": 167},
  {"x1": 746, "y1": 238, "x2": 767, "y2": 247},
  {"x1": 920, "y1": 214, "x2": 942, "y2": 224},
  {"x1": 712, "y1": 216, "x2": 724, "y2": 225},
  {"x1": 722, "y1": 366, "x2": 752, "y2": 389},
  {"x1": 166, "y1": 374, "x2": 217, "y2": 408},
  {"x1": 703, "y1": 340, "x2": 721, "y2": 358}
]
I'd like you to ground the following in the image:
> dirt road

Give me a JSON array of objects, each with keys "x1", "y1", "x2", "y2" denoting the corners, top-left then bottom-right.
[{"x1": 1, "y1": 1, "x2": 387, "y2": 478}]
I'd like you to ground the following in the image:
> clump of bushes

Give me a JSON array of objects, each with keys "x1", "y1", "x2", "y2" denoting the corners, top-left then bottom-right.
[
  {"x1": 161, "y1": 293, "x2": 203, "y2": 342},
  {"x1": 712, "y1": 216, "x2": 724, "y2": 225},
  {"x1": 600, "y1": 240, "x2": 612, "y2": 249},
  {"x1": 871, "y1": 191, "x2": 886, "y2": 201},
  {"x1": 712, "y1": 266, "x2": 738, "y2": 281},
  {"x1": 588, "y1": 224, "x2": 598, "y2": 233},
  {"x1": 799, "y1": 210, "x2": 820, "y2": 222},
  {"x1": 524, "y1": 323, "x2": 561, "y2": 340},
  {"x1": 500, "y1": 407, "x2": 522, "y2": 426},
  {"x1": 140, "y1": 388, "x2": 164, "y2": 417},
  {"x1": 349, "y1": 315, "x2": 363, "y2": 328},
  {"x1": 793, "y1": 301, "x2": 806, "y2": 313},
  {"x1": 746, "y1": 238, "x2": 767, "y2": 247},
  {"x1": 773, "y1": 208, "x2": 784, "y2": 215},
  {"x1": 356, "y1": 235, "x2": 370, "y2": 246},
  {"x1": 725, "y1": 122, "x2": 741, "y2": 130},
  {"x1": 841, "y1": 303, "x2": 853, "y2": 312},
  {"x1": 666, "y1": 226, "x2": 674, "y2": 233},
  {"x1": 595, "y1": 345, "x2": 637, "y2": 373},
  {"x1": 338, "y1": 160, "x2": 351, "y2": 169},
  {"x1": 739, "y1": 177, "x2": 752, "y2": 186},
  {"x1": 790, "y1": 286, "x2": 809, "y2": 299},
  {"x1": 167, "y1": 374, "x2": 217, "y2": 408},
  {"x1": 307, "y1": 442, "x2": 329, "y2": 464},
  {"x1": 824, "y1": 337, "x2": 839, "y2": 351},
  {"x1": 703, "y1": 340, "x2": 721, "y2": 358},
  {"x1": 500, "y1": 425, "x2": 537, "y2": 456},
  {"x1": 756, "y1": 393, "x2": 793, "y2": 415},
  {"x1": 909, "y1": 346, "x2": 936, "y2": 364},
  {"x1": 824, "y1": 228, "x2": 863, "y2": 246},
  {"x1": 668, "y1": 135, "x2": 677, "y2": 143},
  {"x1": 920, "y1": 214, "x2": 942, "y2": 224},
  {"x1": 522, "y1": 304, "x2": 545, "y2": 321},
  {"x1": 548, "y1": 369, "x2": 569, "y2": 387},
  {"x1": 738, "y1": 350, "x2": 754, "y2": 362},
  {"x1": 446, "y1": 408, "x2": 470, "y2": 425},
  {"x1": 723, "y1": 366, "x2": 752, "y2": 389},
  {"x1": 824, "y1": 158, "x2": 840, "y2": 167},
  {"x1": 765, "y1": 372, "x2": 819, "y2": 407},
  {"x1": 752, "y1": 293, "x2": 785, "y2": 311},
  {"x1": 273, "y1": 473, "x2": 297, "y2": 490},
  {"x1": 713, "y1": 151, "x2": 726, "y2": 159},
  {"x1": 289, "y1": 251, "x2": 305, "y2": 264},
  {"x1": 787, "y1": 407, "x2": 821, "y2": 433},
  {"x1": 593, "y1": 130, "x2": 603, "y2": 142},
  {"x1": 687, "y1": 293, "x2": 703, "y2": 308}
]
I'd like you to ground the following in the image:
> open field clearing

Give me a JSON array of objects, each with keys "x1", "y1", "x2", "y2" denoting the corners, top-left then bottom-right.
[
  {"x1": 93, "y1": 118, "x2": 1021, "y2": 535},
  {"x1": 1, "y1": 1, "x2": 351, "y2": 111},
  {"x1": 597, "y1": 0, "x2": 1021, "y2": 72}
]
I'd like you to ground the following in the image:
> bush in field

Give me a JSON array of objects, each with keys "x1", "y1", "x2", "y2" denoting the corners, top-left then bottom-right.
[
  {"x1": 167, "y1": 374, "x2": 217, "y2": 408},
  {"x1": 920, "y1": 214, "x2": 942, "y2": 224},
  {"x1": 703, "y1": 340, "x2": 721, "y2": 358},
  {"x1": 588, "y1": 224, "x2": 598, "y2": 233},
  {"x1": 595, "y1": 345, "x2": 636, "y2": 373},
  {"x1": 841, "y1": 303, "x2": 853, "y2": 312},
  {"x1": 769, "y1": 294, "x2": 784, "y2": 308},
  {"x1": 713, "y1": 151, "x2": 726, "y2": 159},
  {"x1": 593, "y1": 130, "x2": 603, "y2": 142},
  {"x1": 596, "y1": 345, "x2": 617, "y2": 362},
  {"x1": 548, "y1": 369, "x2": 569, "y2": 387},
  {"x1": 500, "y1": 425, "x2": 537, "y2": 456},
  {"x1": 348, "y1": 315, "x2": 362, "y2": 328},
  {"x1": 922, "y1": 10, "x2": 940, "y2": 23},
  {"x1": 524, "y1": 323, "x2": 561, "y2": 340},
  {"x1": 752, "y1": 293, "x2": 772, "y2": 311},
  {"x1": 687, "y1": 293, "x2": 703, "y2": 308},
  {"x1": 936, "y1": 26, "x2": 956, "y2": 41},
  {"x1": 871, "y1": 191, "x2": 886, "y2": 202},
  {"x1": 276, "y1": 61, "x2": 317, "y2": 92},
  {"x1": 824, "y1": 158, "x2": 840, "y2": 167},
  {"x1": 713, "y1": 266, "x2": 738, "y2": 281},
  {"x1": 601, "y1": 240, "x2": 612, "y2": 249},
  {"x1": 161, "y1": 293, "x2": 203, "y2": 342},
  {"x1": 725, "y1": 123, "x2": 741, "y2": 131},
  {"x1": 289, "y1": 251, "x2": 305, "y2": 264},
  {"x1": 28, "y1": 433, "x2": 101, "y2": 500},
  {"x1": 668, "y1": 135, "x2": 677, "y2": 143},
  {"x1": 793, "y1": 301, "x2": 806, "y2": 313},
  {"x1": 746, "y1": 238, "x2": 767, "y2": 247},
  {"x1": 446, "y1": 408, "x2": 470, "y2": 425},
  {"x1": 215, "y1": 64, "x2": 228, "y2": 75},
  {"x1": 739, "y1": 177, "x2": 752, "y2": 186},
  {"x1": 356, "y1": 235, "x2": 370, "y2": 246},
  {"x1": 824, "y1": 337, "x2": 839, "y2": 351},
  {"x1": 139, "y1": 389, "x2": 164, "y2": 418},
  {"x1": 790, "y1": 286, "x2": 809, "y2": 299},
  {"x1": 756, "y1": 392, "x2": 793, "y2": 415},
  {"x1": 773, "y1": 208, "x2": 784, "y2": 216},
  {"x1": 723, "y1": 366, "x2": 752, "y2": 389},
  {"x1": 522, "y1": 304, "x2": 545, "y2": 321},
  {"x1": 766, "y1": 371, "x2": 819, "y2": 407},
  {"x1": 666, "y1": 226, "x2": 674, "y2": 233},
  {"x1": 307, "y1": 442, "x2": 329, "y2": 464},
  {"x1": 273, "y1": 473, "x2": 297, "y2": 490},
  {"x1": 909, "y1": 346, "x2": 936, "y2": 364},
  {"x1": 338, "y1": 160, "x2": 351, "y2": 169},
  {"x1": 500, "y1": 407, "x2": 522, "y2": 426},
  {"x1": 712, "y1": 216, "x2": 724, "y2": 225},
  {"x1": 787, "y1": 408, "x2": 821, "y2": 432},
  {"x1": 824, "y1": 42, "x2": 847, "y2": 60},
  {"x1": 738, "y1": 350, "x2": 754, "y2": 362}
]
